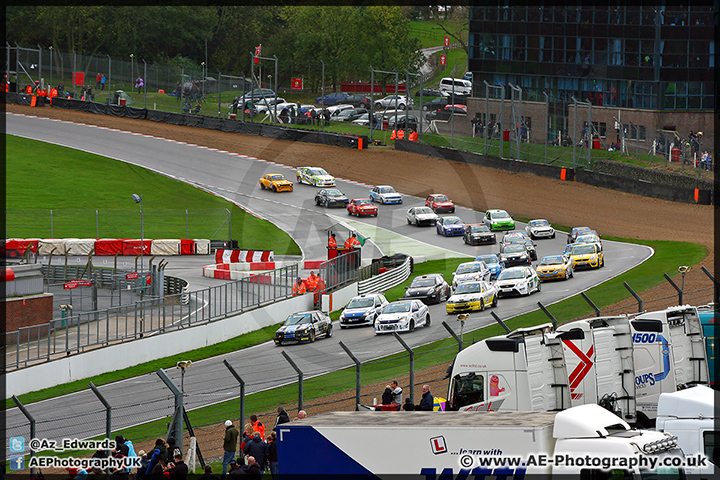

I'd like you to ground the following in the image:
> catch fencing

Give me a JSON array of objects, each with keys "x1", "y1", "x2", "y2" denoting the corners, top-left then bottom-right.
[{"x1": 6, "y1": 263, "x2": 298, "y2": 370}]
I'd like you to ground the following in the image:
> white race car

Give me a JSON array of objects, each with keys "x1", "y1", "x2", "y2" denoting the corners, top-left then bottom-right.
[
  {"x1": 405, "y1": 206, "x2": 438, "y2": 226},
  {"x1": 525, "y1": 219, "x2": 556, "y2": 239},
  {"x1": 495, "y1": 266, "x2": 541, "y2": 297},
  {"x1": 446, "y1": 280, "x2": 499, "y2": 314},
  {"x1": 374, "y1": 299, "x2": 430, "y2": 334},
  {"x1": 339, "y1": 293, "x2": 389, "y2": 328},
  {"x1": 451, "y1": 261, "x2": 492, "y2": 291},
  {"x1": 296, "y1": 166, "x2": 336, "y2": 187}
]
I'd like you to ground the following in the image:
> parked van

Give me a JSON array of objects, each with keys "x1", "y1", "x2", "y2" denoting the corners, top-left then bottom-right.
[{"x1": 439, "y1": 77, "x2": 472, "y2": 95}]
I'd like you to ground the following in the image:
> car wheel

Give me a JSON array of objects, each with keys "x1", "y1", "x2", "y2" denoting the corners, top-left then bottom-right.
[
  {"x1": 564, "y1": 269, "x2": 570, "y2": 280},
  {"x1": 272, "y1": 185, "x2": 277, "y2": 192},
  {"x1": 312, "y1": 179, "x2": 317, "y2": 187},
  {"x1": 380, "y1": 197, "x2": 385, "y2": 204},
  {"x1": 551, "y1": 233, "x2": 556, "y2": 239},
  {"x1": 537, "y1": 282, "x2": 542, "y2": 293},
  {"x1": 409, "y1": 320, "x2": 415, "y2": 332},
  {"x1": 347, "y1": 209, "x2": 352, "y2": 215},
  {"x1": 375, "y1": 102, "x2": 382, "y2": 109},
  {"x1": 326, "y1": 324, "x2": 333, "y2": 338},
  {"x1": 310, "y1": 330, "x2": 316, "y2": 343},
  {"x1": 424, "y1": 314, "x2": 431, "y2": 327},
  {"x1": 399, "y1": 104, "x2": 405, "y2": 110},
  {"x1": 479, "y1": 298, "x2": 485, "y2": 311},
  {"x1": 407, "y1": 218, "x2": 411, "y2": 225},
  {"x1": 600, "y1": 257, "x2": 605, "y2": 268},
  {"x1": 492, "y1": 295, "x2": 498, "y2": 308},
  {"x1": 570, "y1": 268, "x2": 574, "y2": 278}
]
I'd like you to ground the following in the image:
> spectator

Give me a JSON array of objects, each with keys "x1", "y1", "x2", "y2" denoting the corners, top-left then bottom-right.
[
  {"x1": 250, "y1": 415, "x2": 265, "y2": 438},
  {"x1": 323, "y1": 108, "x2": 331, "y2": 126},
  {"x1": 167, "y1": 436, "x2": 182, "y2": 460},
  {"x1": 380, "y1": 385, "x2": 395, "y2": 406},
  {"x1": 390, "y1": 380, "x2": 403, "y2": 404},
  {"x1": 297, "y1": 410, "x2": 307, "y2": 420},
  {"x1": 274, "y1": 406, "x2": 290, "y2": 431},
  {"x1": 266, "y1": 432, "x2": 278, "y2": 480},
  {"x1": 240, "y1": 423, "x2": 255, "y2": 452},
  {"x1": 246, "y1": 457, "x2": 262, "y2": 479},
  {"x1": 418, "y1": 385, "x2": 435, "y2": 411},
  {"x1": 242, "y1": 432, "x2": 268, "y2": 472},
  {"x1": 174, "y1": 82, "x2": 181, "y2": 102},
  {"x1": 100, "y1": 74, "x2": 106, "y2": 91},
  {"x1": 136, "y1": 450, "x2": 149, "y2": 480},
  {"x1": 222, "y1": 420, "x2": 239, "y2": 475},
  {"x1": 168, "y1": 452, "x2": 188, "y2": 480},
  {"x1": 236, "y1": 456, "x2": 250, "y2": 474},
  {"x1": 135, "y1": 76, "x2": 144, "y2": 94},
  {"x1": 145, "y1": 439, "x2": 167, "y2": 475},
  {"x1": 402, "y1": 398, "x2": 415, "y2": 411},
  {"x1": 96, "y1": 73, "x2": 102, "y2": 90},
  {"x1": 199, "y1": 465, "x2": 220, "y2": 480}
]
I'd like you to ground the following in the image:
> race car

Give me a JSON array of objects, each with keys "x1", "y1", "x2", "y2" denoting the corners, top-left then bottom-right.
[
  {"x1": 474, "y1": 253, "x2": 504, "y2": 279},
  {"x1": 569, "y1": 243, "x2": 604, "y2": 269},
  {"x1": 483, "y1": 209, "x2": 515, "y2": 231},
  {"x1": 500, "y1": 234, "x2": 537, "y2": 261},
  {"x1": 535, "y1": 255, "x2": 574, "y2": 281},
  {"x1": 451, "y1": 261, "x2": 491, "y2": 290},
  {"x1": 405, "y1": 206, "x2": 438, "y2": 226},
  {"x1": 374, "y1": 299, "x2": 430, "y2": 334},
  {"x1": 403, "y1": 273, "x2": 450, "y2": 305},
  {"x1": 574, "y1": 233, "x2": 603, "y2": 251},
  {"x1": 259, "y1": 173, "x2": 293, "y2": 192},
  {"x1": 499, "y1": 243, "x2": 532, "y2": 267},
  {"x1": 446, "y1": 280, "x2": 499, "y2": 313},
  {"x1": 274, "y1": 310, "x2": 333, "y2": 345},
  {"x1": 425, "y1": 194, "x2": 455, "y2": 214},
  {"x1": 567, "y1": 226, "x2": 594, "y2": 244},
  {"x1": 339, "y1": 293, "x2": 389, "y2": 328},
  {"x1": 314, "y1": 188, "x2": 349, "y2": 208},
  {"x1": 436, "y1": 216, "x2": 465, "y2": 236},
  {"x1": 369, "y1": 185, "x2": 403, "y2": 204},
  {"x1": 496, "y1": 266, "x2": 541, "y2": 297},
  {"x1": 463, "y1": 223, "x2": 496, "y2": 245},
  {"x1": 347, "y1": 198, "x2": 378, "y2": 217},
  {"x1": 525, "y1": 219, "x2": 555, "y2": 239},
  {"x1": 296, "y1": 166, "x2": 336, "y2": 187}
]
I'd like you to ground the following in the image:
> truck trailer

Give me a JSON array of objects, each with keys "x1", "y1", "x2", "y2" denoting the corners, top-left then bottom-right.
[{"x1": 276, "y1": 404, "x2": 684, "y2": 478}]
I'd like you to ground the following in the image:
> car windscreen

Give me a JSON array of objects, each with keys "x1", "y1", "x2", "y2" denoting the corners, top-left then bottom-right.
[
  {"x1": 355, "y1": 199, "x2": 371, "y2": 205},
  {"x1": 347, "y1": 298, "x2": 374, "y2": 309},
  {"x1": 491, "y1": 211, "x2": 510, "y2": 219},
  {"x1": 379, "y1": 187, "x2": 395, "y2": 193},
  {"x1": 576, "y1": 235, "x2": 598, "y2": 243},
  {"x1": 470, "y1": 225, "x2": 489, "y2": 232},
  {"x1": 456, "y1": 264, "x2": 482, "y2": 274},
  {"x1": 416, "y1": 207, "x2": 433, "y2": 215},
  {"x1": 572, "y1": 245, "x2": 596, "y2": 255},
  {"x1": 309, "y1": 168, "x2": 328, "y2": 176},
  {"x1": 433, "y1": 195, "x2": 448, "y2": 202},
  {"x1": 476, "y1": 255, "x2": 499, "y2": 264},
  {"x1": 443, "y1": 217, "x2": 461, "y2": 225},
  {"x1": 326, "y1": 190, "x2": 343, "y2": 197},
  {"x1": 498, "y1": 269, "x2": 525, "y2": 280},
  {"x1": 284, "y1": 314, "x2": 312, "y2": 326},
  {"x1": 411, "y1": 277, "x2": 436, "y2": 287},
  {"x1": 504, "y1": 244, "x2": 525, "y2": 253},
  {"x1": 530, "y1": 220, "x2": 550, "y2": 227},
  {"x1": 384, "y1": 303, "x2": 411, "y2": 313},
  {"x1": 454, "y1": 283, "x2": 482, "y2": 294},
  {"x1": 269, "y1": 175, "x2": 284, "y2": 181},
  {"x1": 539, "y1": 256, "x2": 564, "y2": 266}
]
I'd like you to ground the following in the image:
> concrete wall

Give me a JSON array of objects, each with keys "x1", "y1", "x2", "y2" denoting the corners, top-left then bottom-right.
[
  {"x1": 6, "y1": 294, "x2": 314, "y2": 397},
  {"x1": 321, "y1": 283, "x2": 358, "y2": 314}
]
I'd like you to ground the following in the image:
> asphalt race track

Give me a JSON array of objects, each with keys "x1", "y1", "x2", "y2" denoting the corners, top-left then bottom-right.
[{"x1": 5, "y1": 113, "x2": 652, "y2": 449}]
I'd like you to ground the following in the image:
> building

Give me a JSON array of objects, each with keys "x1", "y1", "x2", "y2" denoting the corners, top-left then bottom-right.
[{"x1": 466, "y1": 3, "x2": 715, "y2": 153}]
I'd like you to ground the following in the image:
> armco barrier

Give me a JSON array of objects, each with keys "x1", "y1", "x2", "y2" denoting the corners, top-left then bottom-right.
[
  {"x1": 395, "y1": 140, "x2": 713, "y2": 205},
  {"x1": 357, "y1": 256, "x2": 413, "y2": 295}
]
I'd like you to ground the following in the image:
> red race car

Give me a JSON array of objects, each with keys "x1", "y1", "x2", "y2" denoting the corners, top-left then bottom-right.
[
  {"x1": 425, "y1": 194, "x2": 455, "y2": 213},
  {"x1": 347, "y1": 198, "x2": 378, "y2": 217}
]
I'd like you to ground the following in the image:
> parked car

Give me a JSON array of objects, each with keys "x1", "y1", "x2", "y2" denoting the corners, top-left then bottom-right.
[
  {"x1": 446, "y1": 280, "x2": 499, "y2": 314},
  {"x1": 474, "y1": 253, "x2": 505, "y2": 279},
  {"x1": 451, "y1": 261, "x2": 491, "y2": 291},
  {"x1": 421, "y1": 97, "x2": 448, "y2": 111},
  {"x1": 254, "y1": 97, "x2": 286, "y2": 114},
  {"x1": 406, "y1": 206, "x2": 438, "y2": 226},
  {"x1": 339, "y1": 293, "x2": 389, "y2": 329},
  {"x1": 463, "y1": 223, "x2": 496, "y2": 245},
  {"x1": 536, "y1": 255, "x2": 574, "y2": 282},
  {"x1": 274, "y1": 311, "x2": 333, "y2": 345},
  {"x1": 415, "y1": 88, "x2": 444, "y2": 98},
  {"x1": 315, "y1": 91, "x2": 350, "y2": 106},
  {"x1": 387, "y1": 115, "x2": 419, "y2": 131},
  {"x1": 239, "y1": 88, "x2": 276, "y2": 103},
  {"x1": 425, "y1": 194, "x2": 455, "y2": 213},
  {"x1": 483, "y1": 209, "x2": 515, "y2": 231},
  {"x1": 403, "y1": 273, "x2": 450, "y2": 305},
  {"x1": 314, "y1": 188, "x2": 349, "y2": 208},
  {"x1": 351, "y1": 112, "x2": 384, "y2": 127},
  {"x1": 495, "y1": 266, "x2": 541, "y2": 297},
  {"x1": 259, "y1": 173, "x2": 293, "y2": 192},
  {"x1": 436, "y1": 216, "x2": 465, "y2": 237},
  {"x1": 374, "y1": 95, "x2": 411, "y2": 110},
  {"x1": 297, "y1": 166, "x2": 335, "y2": 187},
  {"x1": 345, "y1": 94, "x2": 372, "y2": 108},
  {"x1": 374, "y1": 299, "x2": 430, "y2": 334},
  {"x1": 426, "y1": 104, "x2": 467, "y2": 121},
  {"x1": 525, "y1": 219, "x2": 556, "y2": 239},
  {"x1": 369, "y1": 185, "x2": 403, "y2": 204},
  {"x1": 346, "y1": 198, "x2": 378, "y2": 217},
  {"x1": 334, "y1": 108, "x2": 368, "y2": 122}
]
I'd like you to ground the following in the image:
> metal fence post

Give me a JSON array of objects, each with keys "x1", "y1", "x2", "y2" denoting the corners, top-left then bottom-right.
[
  {"x1": 663, "y1": 273, "x2": 683, "y2": 305},
  {"x1": 281, "y1": 351, "x2": 303, "y2": 411},
  {"x1": 392, "y1": 332, "x2": 414, "y2": 404},
  {"x1": 490, "y1": 311, "x2": 512, "y2": 334},
  {"x1": 12, "y1": 395, "x2": 36, "y2": 475},
  {"x1": 537, "y1": 302, "x2": 558, "y2": 330},
  {"x1": 339, "y1": 341, "x2": 362, "y2": 410},
  {"x1": 156, "y1": 369, "x2": 184, "y2": 453},
  {"x1": 544, "y1": 91, "x2": 549, "y2": 164},
  {"x1": 88, "y1": 382, "x2": 112, "y2": 441},
  {"x1": 580, "y1": 292, "x2": 601, "y2": 317},
  {"x1": 223, "y1": 360, "x2": 245, "y2": 426},
  {"x1": 623, "y1": 282, "x2": 643, "y2": 312}
]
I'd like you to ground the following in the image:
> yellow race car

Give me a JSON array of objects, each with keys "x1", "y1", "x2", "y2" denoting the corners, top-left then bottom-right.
[
  {"x1": 569, "y1": 243, "x2": 604, "y2": 269},
  {"x1": 259, "y1": 173, "x2": 293, "y2": 192},
  {"x1": 536, "y1": 255, "x2": 574, "y2": 281}
]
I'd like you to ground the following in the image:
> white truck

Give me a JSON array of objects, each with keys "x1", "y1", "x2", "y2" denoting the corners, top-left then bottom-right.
[
  {"x1": 447, "y1": 306, "x2": 709, "y2": 426},
  {"x1": 656, "y1": 385, "x2": 717, "y2": 479},
  {"x1": 276, "y1": 404, "x2": 685, "y2": 478}
]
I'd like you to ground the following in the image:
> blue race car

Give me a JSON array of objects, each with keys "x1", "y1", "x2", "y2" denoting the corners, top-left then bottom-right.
[
  {"x1": 436, "y1": 216, "x2": 465, "y2": 236},
  {"x1": 475, "y1": 253, "x2": 505, "y2": 279}
]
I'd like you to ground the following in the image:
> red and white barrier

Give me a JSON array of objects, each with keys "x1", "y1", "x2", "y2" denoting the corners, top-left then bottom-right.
[
  {"x1": 7, "y1": 238, "x2": 213, "y2": 256},
  {"x1": 215, "y1": 249, "x2": 274, "y2": 264}
]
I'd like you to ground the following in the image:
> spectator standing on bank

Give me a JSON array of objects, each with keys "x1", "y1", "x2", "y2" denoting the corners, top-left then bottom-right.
[
  {"x1": 418, "y1": 385, "x2": 434, "y2": 411},
  {"x1": 100, "y1": 74, "x2": 106, "y2": 91},
  {"x1": 135, "y1": 76, "x2": 144, "y2": 94},
  {"x1": 274, "y1": 406, "x2": 290, "y2": 431},
  {"x1": 390, "y1": 380, "x2": 403, "y2": 405},
  {"x1": 266, "y1": 432, "x2": 278, "y2": 480},
  {"x1": 168, "y1": 453, "x2": 188, "y2": 480},
  {"x1": 222, "y1": 420, "x2": 239, "y2": 475},
  {"x1": 96, "y1": 73, "x2": 102, "y2": 90},
  {"x1": 240, "y1": 423, "x2": 255, "y2": 453},
  {"x1": 242, "y1": 432, "x2": 268, "y2": 472}
]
